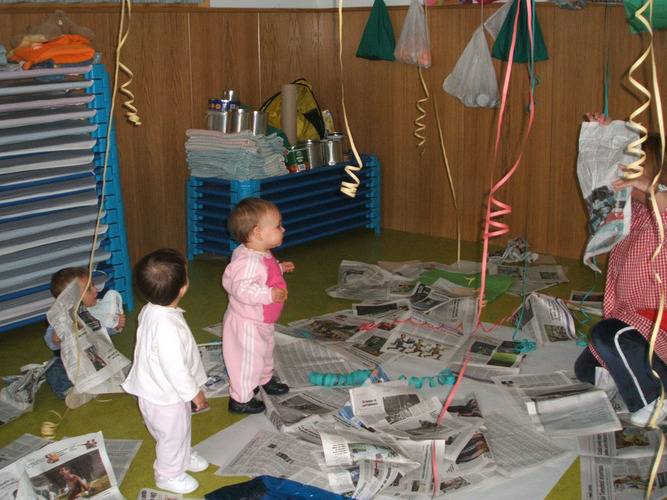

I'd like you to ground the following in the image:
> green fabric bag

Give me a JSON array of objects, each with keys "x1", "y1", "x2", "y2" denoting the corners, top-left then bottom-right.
[
  {"x1": 356, "y1": 0, "x2": 396, "y2": 61},
  {"x1": 624, "y1": 0, "x2": 667, "y2": 34},
  {"x1": 492, "y1": 0, "x2": 548, "y2": 63}
]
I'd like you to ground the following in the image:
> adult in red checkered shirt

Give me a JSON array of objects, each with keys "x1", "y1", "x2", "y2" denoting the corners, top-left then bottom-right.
[{"x1": 575, "y1": 113, "x2": 667, "y2": 427}]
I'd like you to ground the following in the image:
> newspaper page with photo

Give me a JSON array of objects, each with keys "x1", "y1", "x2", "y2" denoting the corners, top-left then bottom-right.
[
  {"x1": 578, "y1": 424, "x2": 667, "y2": 459},
  {"x1": 325, "y1": 261, "x2": 392, "y2": 300},
  {"x1": 284, "y1": 310, "x2": 368, "y2": 342},
  {"x1": 346, "y1": 382, "x2": 473, "y2": 440},
  {"x1": 577, "y1": 119, "x2": 640, "y2": 272},
  {"x1": 46, "y1": 280, "x2": 130, "y2": 396},
  {"x1": 518, "y1": 381, "x2": 622, "y2": 437},
  {"x1": 379, "y1": 318, "x2": 464, "y2": 365},
  {"x1": 197, "y1": 342, "x2": 229, "y2": 398},
  {"x1": 272, "y1": 331, "x2": 363, "y2": 388},
  {"x1": 580, "y1": 455, "x2": 667, "y2": 500},
  {"x1": 0, "y1": 361, "x2": 53, "y2": 428},
  {"x1": 1, "y1": 431, "x2": 122, "y2": 500},
  {"x1": 495, "y1": 264, "x2": 569, "y2": 296},
  {"x1": 214, "y1": 429, "x2": 331, "y2": 490},
  {"x1": 512, "y1": 292, "x2": 578, "y2": 344},
  {"x1": 448, "y1": 334, "x2": 525, "y2": 383},
  {"x1": 262, "y1": 387, "x2": 350, "y2": 444}
]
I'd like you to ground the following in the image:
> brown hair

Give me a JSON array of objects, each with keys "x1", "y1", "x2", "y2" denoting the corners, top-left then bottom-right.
[
  {"x1": 227, "y1": 197, "x2": 279, "y2": 244},
  {"x1": 50, "y1": 268, "x2": 88, "y2": 298},
  {"x1": 134, "y1": 248, "x2": 188, "y2": 306}
]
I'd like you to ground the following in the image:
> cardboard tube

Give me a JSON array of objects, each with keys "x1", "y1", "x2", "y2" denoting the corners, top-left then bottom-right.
[{"x1": 281, "y1": 83, "x2": 298, "y2": 146}]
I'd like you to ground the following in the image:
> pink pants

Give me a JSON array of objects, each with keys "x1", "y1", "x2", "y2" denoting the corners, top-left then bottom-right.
[
  {"x1": 223, "y1": 311, "x2": 275, "y2": 403},
  {"x1": 138, "y1": 397, "x2": 191, "y2": 482}
]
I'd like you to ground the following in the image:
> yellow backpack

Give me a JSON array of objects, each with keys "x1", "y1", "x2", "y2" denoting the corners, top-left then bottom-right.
[{"x1": 260, "y1": 79, "x2": 326, "y2": 143}]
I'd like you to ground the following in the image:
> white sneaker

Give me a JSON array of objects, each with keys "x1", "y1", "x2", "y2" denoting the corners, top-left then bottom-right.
[
  {"x1": 156, "y1": 473, "x2": 198, "y2": 494},
  {"x1": 188, "y1": 450, "x2": 209, "y2": 472},
  {"x1": 629, "y1": 399, "x2": 667, "y2": 427},
  {"x1": 64, "y1": 388, "x2": 95, "y2": 409}
]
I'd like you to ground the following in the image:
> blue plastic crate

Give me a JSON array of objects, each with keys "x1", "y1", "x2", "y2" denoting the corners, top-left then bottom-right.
[{"x1": 186, "y1": 155, "x2": 381, "y2": 259}]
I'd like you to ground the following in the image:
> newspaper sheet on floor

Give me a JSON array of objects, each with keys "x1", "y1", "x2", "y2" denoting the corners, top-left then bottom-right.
[
  {"x1": 567, "y1": 291, "x2": 604, "y2": 317},
  {"x1": 214, "y1": 429, "x2": 332, "y2": 491},
  {"x1": 0, "y1": 361, "x2": 53, "y2": 427},
  {"x1": 283, "y1": 310, "x2": 368, "y2": 342},
  {"x1": 512, "y1": 292, "x2": 578, "y2": 344},
  {"x1": 0, "y1": 434, "x2": 52, "y2": 470},
  {"x1": 197, "y1": 341, "x2": 229, "y2": 398},
  {"x1": 580, "y1": 455, "x2": 667, "y2": 500},
  {"x1": 46, "y1": 279, "x2": 131, "y2": 396},
  {"x1": 262, "y1": 386, "x2": 351, "y2": 444},
  {"x1": 272, "y1": 330, "x2": 364, "y2": 388},
  {"x1": 1, "y1": 431, "x2": 122, "y2": 500},
  {"x1": 492, "y1": 371, "x2": 621, "y2": 437},
  {"x1": 138, "y1": 488, "x2": 183, "y2": 500},
  {"x1": 578, "y1": 424, "x2": 667, "y2": 459},
  {"x1": 577, "y1": 119, "x2": 639, "y2": 273},
  {"x1": 325, "y1": 260, "x2": 393, "y2": 300},
  {"x1": 378, "y1": 315, "x2": 464, "y2": 366},
  {"x1": 447, "y1": 333, "x2": 525, "y2": 383},
  {"x1": 493, "y1": 264, "x2": 569, "y2": 296}
]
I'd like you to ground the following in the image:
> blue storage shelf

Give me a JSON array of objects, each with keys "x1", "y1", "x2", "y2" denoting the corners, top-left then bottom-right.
[
  {"x1": 186, "y1": 155, "x2": 381, "y2": 259},
  {"x1": 0, "y1": 64, "x2": 134, "y2": 333}
]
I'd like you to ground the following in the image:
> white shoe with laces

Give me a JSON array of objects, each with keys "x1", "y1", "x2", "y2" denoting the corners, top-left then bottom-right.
[
  {"x1": 629, "y1": 399, "x2": 667, "y2": 427},
  {"x1": 188, "y1": 450, "x2": 209, "y2": 472},
  {"x1": 156, "y1": 472, "x2": 199, "y2": 494}
]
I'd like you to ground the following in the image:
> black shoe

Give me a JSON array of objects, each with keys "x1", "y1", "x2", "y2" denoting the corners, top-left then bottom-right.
[
  {"x1": 228, "y1": 397, "x2": 265, "y2": 414},
  {"x1": 258, "y1": 377, "x2": 289, "y2": 396}
]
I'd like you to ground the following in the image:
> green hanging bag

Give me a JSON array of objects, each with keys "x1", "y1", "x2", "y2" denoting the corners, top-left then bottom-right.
[
  {"x1": 492, "y1": 0, "x2": 548, "y2": 63},
  {"x1": 356, "y1": 0, "x2": 396, "y2": 61},
  {"x1": 624, "y1": 0, "x2": 667, "y2": 34}
]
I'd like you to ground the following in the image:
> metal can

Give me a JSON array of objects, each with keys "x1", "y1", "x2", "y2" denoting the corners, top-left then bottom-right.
[{"x1": 285, "y1": 146, "x2": 310, "y2": 173}]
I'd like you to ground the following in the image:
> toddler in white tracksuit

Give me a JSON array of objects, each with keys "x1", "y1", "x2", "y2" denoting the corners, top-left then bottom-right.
[
  {"x1": 122, "y1": 248, "x2": 209, "y2": 495},
  {"x1": 222, "y1": 197, "x2": 295, "y2": 414}
]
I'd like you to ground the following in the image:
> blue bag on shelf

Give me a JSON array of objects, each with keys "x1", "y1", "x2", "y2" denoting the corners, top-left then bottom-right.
[{"x1": 204, "y1": 475, "x2": 348, "y2": 500}]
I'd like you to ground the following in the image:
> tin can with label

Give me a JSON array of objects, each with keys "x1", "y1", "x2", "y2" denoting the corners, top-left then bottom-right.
[{"x1": 285, "y1": 146, "x2": 310, "y2": 173}]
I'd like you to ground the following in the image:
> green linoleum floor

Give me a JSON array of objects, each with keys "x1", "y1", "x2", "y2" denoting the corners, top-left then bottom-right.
[{"x1": 0, "y1": 228, "x2": 598, "y2": 499}]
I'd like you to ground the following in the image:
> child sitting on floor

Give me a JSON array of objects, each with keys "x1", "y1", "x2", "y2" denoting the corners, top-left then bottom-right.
[
  {"x1": 222, "y1": 197, "x2": 295, "y2": 414},
  {"x1": 44, "y1": 267, "x2": 125, "y2": 408}
]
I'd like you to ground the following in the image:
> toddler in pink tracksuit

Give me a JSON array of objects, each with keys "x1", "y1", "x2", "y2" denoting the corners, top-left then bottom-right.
[{"x1": 222, "y1": 197, "x2": 295, "y2": 414}]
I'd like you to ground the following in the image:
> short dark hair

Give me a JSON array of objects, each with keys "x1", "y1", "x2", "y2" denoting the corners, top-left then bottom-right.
[
  {"x1": 227, "y1": 197, "x2": 279, "y2": 244},
  {"x1": 51, "y1": 268, "x2": 88, "y2": 298},
  {"x1": 642, "y1": 133, "x2": 666, "y2": 182},
  {"x1": 134, "y1": 248, "x2": 188, "y2": 306}
]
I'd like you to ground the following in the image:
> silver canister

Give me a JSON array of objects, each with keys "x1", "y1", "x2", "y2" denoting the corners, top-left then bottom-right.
[
  {"x1": 231, "y1": 108, "x2": 251, "y2": 133},
  {"x1": 252, "y1": 110, "x2": 268, "y2": 136},
  {"x1": 222, "y1": 90, "x2": 241, "y2": 108},
  {"x1": 324, "y1": 133, "x2": 346, "y2": 165},
  {"x1": 299, "y1": 140, "x2": 325, "y2": 168},
  {"x1": 204, "y1": 110, "x2": 231, "y2": 133}
]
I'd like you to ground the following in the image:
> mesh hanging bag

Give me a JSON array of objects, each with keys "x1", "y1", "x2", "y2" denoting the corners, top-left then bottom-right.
[
  {"x1": 443, "y1": 26, "x2": 500, "y2": 108},
  {"x1": 394, "y1": 0, "x2": 431, "y2": 68}
]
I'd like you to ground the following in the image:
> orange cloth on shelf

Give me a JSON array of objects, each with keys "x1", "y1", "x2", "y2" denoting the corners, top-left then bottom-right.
[{"x1": 10, "y1": 34, "x2": 94, "y2": 70}]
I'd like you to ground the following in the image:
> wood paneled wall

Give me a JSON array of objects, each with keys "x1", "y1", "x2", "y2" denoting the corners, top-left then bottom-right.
[{"x1": 1, "y1": 4, "x2": 665, "y2": 264}]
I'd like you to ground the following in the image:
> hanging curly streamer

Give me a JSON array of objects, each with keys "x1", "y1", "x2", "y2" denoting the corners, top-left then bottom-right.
[
  {"x1": 625, "y1": 0, "x2": 666, "y2": 494},
  {"x1": 337, "y1": 0, "x2": 364, "y2": 198},
  {"x1": 116, "y1": 0, "x2": 141, "y2": 126},
  {"x1": 414, "y1": 65, "x2": 429, "y2": 153}
]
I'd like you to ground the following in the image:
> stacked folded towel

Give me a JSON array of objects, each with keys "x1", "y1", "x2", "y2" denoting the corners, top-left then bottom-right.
[{"x1": 186, "y1": 129, "x2": 288, "y2": 180}]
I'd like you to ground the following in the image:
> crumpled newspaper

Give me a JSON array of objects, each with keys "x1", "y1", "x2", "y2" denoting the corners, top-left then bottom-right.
[{"x1": 488, "y1": 238, "x2": 538, "y2": 265}]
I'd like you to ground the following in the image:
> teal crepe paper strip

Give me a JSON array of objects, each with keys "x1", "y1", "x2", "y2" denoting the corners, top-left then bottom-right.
[{"x1": 308, "y1": 369, "x2": 456, "y2": 389}]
